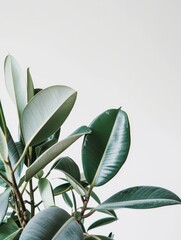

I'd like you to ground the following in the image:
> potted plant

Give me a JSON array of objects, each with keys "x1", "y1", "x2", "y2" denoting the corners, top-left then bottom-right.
[{"x1": 0, "y1": 55, "x2": 180, "y2": 239}]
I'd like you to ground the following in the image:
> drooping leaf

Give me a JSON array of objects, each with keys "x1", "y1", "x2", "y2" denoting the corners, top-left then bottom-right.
[
  {"x1": 0, "y1": 218, "x2": 21, "y2": 240},
  {"x1": 38, "y1": 178, "x2": 55, "y2": 208},
  {"x1": 19, "y1": 207, "x2": 83, "y2": 240},
  {"x1": 0, "y1": 188, "x2": 11, "y2": 224},
  {"x1": 4, "y1": 55, "x2": 27, "y2": 118},
  {"x1": 25, "y1": 126, "x2": 91, "y2": 182},
  {"x1": 51, "y1": 156, "x2": 87, "y2": 196},
  {"x1": 96, "y1": 186, "x2": 181, "y2": 210},
  {"x1": 62, "y1": 192, "x2": 73, "y2": 208},
  {"x1": 21, "y1": 85, "x2": 77, "y2": 146},
  {"x1": 82, "y1": 108, "x2": 130, "y2": 187},
  {"x1": 52, "y1": 156, "x2": 81, "y2": 182},
  {"x1": 87, "y1": 217, "x2": 117, "y2": 231},
  {"x1": 27, "y1": 68, "x2": 34, "y2": 101},
  {"x1": 53, "y1": 183, "x2": 71, "y2": 196}
]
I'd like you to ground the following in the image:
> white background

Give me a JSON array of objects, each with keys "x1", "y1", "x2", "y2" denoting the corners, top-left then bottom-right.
[{"x1": 0, "y1": 1, "x2": 181, "y2": 239}]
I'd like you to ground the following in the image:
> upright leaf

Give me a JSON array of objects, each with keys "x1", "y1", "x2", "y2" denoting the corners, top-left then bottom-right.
[
  {"x1": 96, "y1": 186, "x2": 181, "y2": 210},
  {"x1": 0, "y1": 101, "x2": 7, "y2": 135},
  {"x1": 38, "y1": 178, "x2": 55, "y2": 208},
  {"x1": 4, "y1": 55, "x2": 27, "y2": 118},
  {"x1": 21, "y1": 85, "x2": 77, "y2": 146},
  {"x1": 25, "y1": 126, "x2": 91, "y2": 182},
  {"x1": 0, "y1": 188, "x2": 11, "y2": 224},
  {"x1": 82, "y1": 108, "x2": 130, "y2": 187},
  {"x1": 19, "y1": 207, "x2": 83, "y2": 240},
  {"x1": 0, "y1": 127, "x2": 8, "y2": 163},
  {"x1": 27, "y1": 68, "x2": 34, "y2": 101}
]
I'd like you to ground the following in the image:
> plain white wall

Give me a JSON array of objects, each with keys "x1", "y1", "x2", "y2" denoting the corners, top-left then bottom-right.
[{"x1": 0, "y1": 1, "x2": 181, "y2": 239}]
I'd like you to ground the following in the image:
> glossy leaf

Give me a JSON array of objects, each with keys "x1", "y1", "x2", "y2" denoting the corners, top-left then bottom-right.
[
  {"x1": 19, "y1": 207, "x2": 83, "y2": 240},
  {"x1": 88, "y1": 217, "x2": 117, "y2": 231},
  {"x1": 82, "y1": 108, "x2": 130, "y2": 187},
  {"x1": 4, "y1": 55, "x2": 27, "y2": 118},
  {"x1": 21, "y1": 85, "x2": 77, "y2": 146},
  {"x1": 0, "y1": 101, "x2": 7, "y2": 135},
  {"x1": 96, "y1": 186, "x2": 181, "y2": 210},
  {"x1": 27, "y1": 68, "x2": 34, "y2": 101},
  {"x1": 25, "y1": 126, "x2": 91, "y2": 182},
  {"x1": 0, "y1": 218, "x2": 21, "y2": 240},
  {"x1": 52, "y1": 156, "x2": 81, "y2": 182},
  {"x1": 0, "y1": 188, "x2": 11, "y2": 224},
  {"x1": 38, "y1": 178, "x2": 55, "y2": 208},
  {"x1": 0, "y1": 160, "x2": 7, "y2": 187},
  {"x1": 53, "y1": 183, "x2": 71, "y2": 196}
]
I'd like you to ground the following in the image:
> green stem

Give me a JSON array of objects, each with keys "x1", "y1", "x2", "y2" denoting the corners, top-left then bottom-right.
[{"x1": 13, "y1": 145, "x2": 29, "y2": 173}]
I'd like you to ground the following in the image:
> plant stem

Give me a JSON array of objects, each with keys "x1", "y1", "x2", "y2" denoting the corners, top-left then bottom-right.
[
  {"x1": 0, "y1": 172, "x2": 13, "y2": 187},
  {"x1": 13, "y1": 146, "x2": 28, "y2": 173}
]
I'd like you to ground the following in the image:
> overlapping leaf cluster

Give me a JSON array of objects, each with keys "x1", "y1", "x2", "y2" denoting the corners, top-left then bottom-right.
[{"x1": 0, "y1": 55, "x2": 180, "y2": 240}]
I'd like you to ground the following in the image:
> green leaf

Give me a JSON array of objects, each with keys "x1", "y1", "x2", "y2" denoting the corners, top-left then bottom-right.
[
  {"x1": 19, "y1": 207, "x2": 83, "y2": 240},
  {"x1": 51, "y1": 156, "x2": 87, "y2": 196},
  {"x1": 84, "y1": 235, "x2": 112, "y2": 240},
  {"x1": 0, "y1": 127, "x2": 8, "y2": 163},
  {"x1": 38, "y1": 178, "x2": 55, "y2": 208},
  {"x1": 0, "y1": 218, "x2": 21, "y2": 240},
  {"x1": 0, "y1": 188, "x2": 11, "y2": 224},
  {"x1": 53, "y1": 183, "x2": 71, "y2": 196},
  {"x1": 96, "y1": 186, "x2": 181, "y2": 210},
  {"x1": 52, "y1": 156, "x2": 81, "y2": 182},
  {"x1": 82, "y1": 108, "x2": 130, "y2": 187},
  {"x1": 7, "y1": 129, "x2": 23, "y2": 183},
  {"x1": 0, "y1": 160, "x2": 7, "y2": 187},
  {"x1": 21, "y1": 85, "x2": 77, "y2": 146},
  {"x1": 4, "y1": 55, "x2": 27, "y2": 118},
  {"x1": 25, "y1": 126, "x2": 91, "y2": 182},
  {"x1": 0, "y1": 101, "x2": 7, "y2": 135},
  {"x1": 62, "y1": 192, "x2": 73, "y2": 208},
  {"x1": 27, "y1": 68, "x2": 34, "y2": 101},
  {"x1": 35, "y1": 129, "x2": 60, "y2": 157},
  {"x1": 88, "y1": 217, "x2": 117, "y2": 231}
]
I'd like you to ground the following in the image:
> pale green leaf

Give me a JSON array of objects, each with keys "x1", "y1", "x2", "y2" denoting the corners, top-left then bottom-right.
[
  {"x1": 38, "y1": 178, "x2": 55, "y2": 208},
  {"x1": 4, "y1": 55, "x2": 27, "y2": 118},
  {"x1": 0, "y1": 127, "x2": 8, "y2": 163},
  {"x1": 19, "y1": 207, "x2": 83, "y2": 240},
  {"x1": 0, "y1": 188, "x2": 11, "y2": 224},
  {"x1": 27, "y1": 68, "x2": 34, "y2": 101},
  {"x1": 21, "y1": 85, "x2": 77, "y2": 146}
]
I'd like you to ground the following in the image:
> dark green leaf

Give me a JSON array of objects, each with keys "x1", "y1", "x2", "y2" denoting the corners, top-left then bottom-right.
[
  {"x1": 52, "y1": 156, "x2": 81, "y2": 182},
  {"x1": 0, "y1": 218, "x2": 21, "y2": 240},
  {"x1": 53, "y1": 183, "x2": 71, "y2": 196},
  {"x1": 96, "y1": 186, "x2": 181, "y2": 210},
  {"x1": 62, "y1": 192, "x2": 73, "y2": 208},
  {"x1": 19, "y1": 207, "x2": 83, "y2": 240},
  {"x1": 84, "y1": 235, "x2": 112, "y2": 240},
  {"x1": 82, "y1": 108, "x2": 130, "y2": 187},
  {"x1": 0, "y1": 101, "x2": 7, "y2": 135},
  {"x1": 0, "y1": 188, "x2": 11, "y2": 224},
  {"x1": 88, "y1": 217, "x2": 117, "y2": 231}
]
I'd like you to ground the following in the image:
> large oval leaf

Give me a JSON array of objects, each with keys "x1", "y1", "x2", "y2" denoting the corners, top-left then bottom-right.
[
  {"x1": 19, "y1": 207, "x2": 83, "y2": 240},
  {"x1": 0, "y1": 218, "x2": 21, "y2": 240},
  {"x1": 82, "y1": 108, "x2": 130, "y2": 187},
  {"x1": 25, "y1": 126, "x2": 91, "y2": 182},
  {"x1": 21, "y1": 85, "x2": 77, "y2": 146},
  {"x1": 96, "y1": 186, "x2": 181, "y2": 210},
  {"x1": 0, "y1": 188, "x2": 11, "y2": 224},
  {"x1": 4, "y1": 55, "x2": 27, "y2": 118},
  {"x1": 38, "y1": 178, "x2": 55, "y2": 208}
]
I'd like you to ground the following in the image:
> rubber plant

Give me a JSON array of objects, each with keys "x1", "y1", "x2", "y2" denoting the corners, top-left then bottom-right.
[{"x1": 0, "y1": 55, "x2": 180, "y2": 240}]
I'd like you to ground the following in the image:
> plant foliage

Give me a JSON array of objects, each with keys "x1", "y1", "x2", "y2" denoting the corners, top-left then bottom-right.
[{"x1": 0, "y1": 55, "x2": 180, "y2": 239}]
